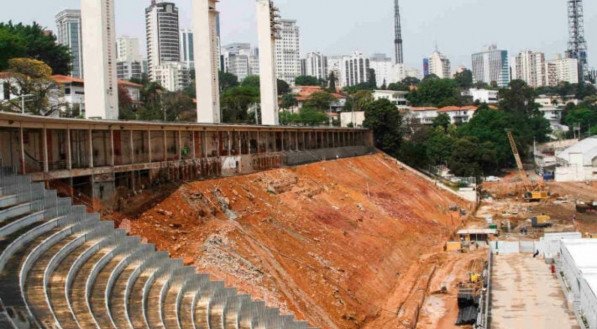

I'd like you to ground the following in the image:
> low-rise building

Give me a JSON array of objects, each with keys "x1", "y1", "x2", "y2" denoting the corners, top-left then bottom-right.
[
  {"x1": 340, "y1": 111, "x2": 365, "y2": 128},
  {"x1": 372, "y1": 90, "x2": 408, "y2": 108},
  {"x1": 555, "y1": 136, "x2": 597, "y2": 182},
  {"x1": 406, "y1": 106, "x2": 478, "y2": 125},
  {"x1": 467, "y1": 88, "x2": 498, "y2": 104}
]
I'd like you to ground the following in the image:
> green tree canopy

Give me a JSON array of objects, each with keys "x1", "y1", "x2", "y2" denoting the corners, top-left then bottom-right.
[
  {"x1": 0, "y1": 22, "x2": 71, "y2": 74},
  {"x1": 295, "y1": 75, "x2": 320, "y2": 86},
  {"x1": 280, "y1": 93, "x2": 298, "y2": 109},
  {"x1": 363, "y1": 99, "x2": 403, "y2": 155},
  {"x1": 303, "y1": 91, "x2": 336, "y2": 111},
  {"x1": 453, "y1": 69, "x2": 473, "y2": 89},
  {"x1": 432, "y1": 113, "x2": 451, "y2": 131},
  {"x1": 219, "y1": 71, "x2": 239, "y2": 92},
  {"x1": 406, "y1": 78, "x2": 462, "y2": 107},
  {"x1": 221, "y1": 86, "x2": 259, "y2": 123}
]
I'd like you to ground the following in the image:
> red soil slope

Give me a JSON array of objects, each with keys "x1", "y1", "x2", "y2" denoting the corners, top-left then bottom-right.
[{"x1": 122, "y1": 154, "x2": 470, "y2": 329}]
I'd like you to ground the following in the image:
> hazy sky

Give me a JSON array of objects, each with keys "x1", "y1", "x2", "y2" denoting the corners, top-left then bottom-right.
[{"x1": 2, "y1": 0, "x2": 596, "y2": 70}]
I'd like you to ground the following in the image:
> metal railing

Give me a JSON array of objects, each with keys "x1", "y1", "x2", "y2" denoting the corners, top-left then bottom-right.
[{"x1": 476, "y1": 249, "x2": 493, "y2": 329}]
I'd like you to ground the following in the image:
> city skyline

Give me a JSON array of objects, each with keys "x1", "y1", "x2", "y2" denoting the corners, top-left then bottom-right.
[{"x1": 1, "y1": 0, "x2": 596, "y2": 70}]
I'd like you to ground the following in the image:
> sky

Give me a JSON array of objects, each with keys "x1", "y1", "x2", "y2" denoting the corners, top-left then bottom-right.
[{"x1": 2, "y1": 0, "x2": 596, "y2": 70}]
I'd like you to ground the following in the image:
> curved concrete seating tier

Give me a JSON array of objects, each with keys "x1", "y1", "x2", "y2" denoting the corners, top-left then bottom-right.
[{"x1": 0, "y1": 172, "x2": 315, "y2": 328}]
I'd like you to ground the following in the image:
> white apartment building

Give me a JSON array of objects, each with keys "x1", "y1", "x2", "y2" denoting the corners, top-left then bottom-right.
[
  {"x1": 407, "y1": 106, "x2": 478, "y2": 125},
  {"x1": 428, "y1": 50, "x2": 451, "y2": 79},
  {"x1": 326, "y1": 56, "x2": 344, "y2": 88},
  {"x1": 467, "y1": 88, "x2": 499, "y2": 104},
  {"x1": 145, "y1": 1, "x2": 181, "y2": 81},
  {"x1": 117, "y1": 61, "x2": 143, "y2": 81},
  {"x1": 472, "y1": 45, "x2": 511, "y2": 87},
  {"x1": 514, "y1": 51, "x2": 547, "y2": 88},
  {"x1": 369, "y1": 54, "x2": 397, "y2": 87},
  {"x1": 304, "y1": 52, "x2": 328, "y2": 80},
  {"x1": 341, "y1": 51, "x2": 370, "y2": 87},
  {"x1": 179, "y1": 29, "x2": 194, "y2": 69},
  {"x1": 56, "y1": 10, "x2": 84, "y2": 78},
  {"x1": 153, "y1": 62, "x2": 190, "y2": 92},
  {"x1": 222, "y1": 43, "x2": 258, "y2": 81},
  {"x1": 116, "y1": 36, "x2": 142, "y2": 62},
  {"x1": 547, "y1": 56, "x2": 580, "y2": 86},
  {"x1": 275, "y1": 19, "x2": 301, "y2": 85},
  {"x1": 372, "y1": 90, "x2": 408, "y2": 108}
]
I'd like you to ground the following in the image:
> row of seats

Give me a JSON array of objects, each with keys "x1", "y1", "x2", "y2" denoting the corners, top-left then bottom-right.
[{"x1": 0, "y1": 170, "x2": 314, "y2": 329}]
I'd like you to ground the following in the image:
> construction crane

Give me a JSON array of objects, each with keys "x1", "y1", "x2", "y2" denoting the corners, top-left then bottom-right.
[{"x1": 506, "y1": 130, "x2": 548, "y2": 202}]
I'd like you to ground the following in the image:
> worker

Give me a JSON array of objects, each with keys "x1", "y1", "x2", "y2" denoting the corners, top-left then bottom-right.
[{"x1": 533, "y1": 250, "x2": 539, "y2": 258}]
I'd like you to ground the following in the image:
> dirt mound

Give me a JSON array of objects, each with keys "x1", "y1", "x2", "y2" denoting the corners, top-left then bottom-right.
[{"x1": 118, "y1": 154, "x2": 471, "y2": 329}]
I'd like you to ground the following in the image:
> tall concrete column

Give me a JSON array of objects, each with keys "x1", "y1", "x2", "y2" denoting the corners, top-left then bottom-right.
[
  {"x1": 256, "y1": 0, "x2": 279, "y2": 126},
  {"x1": 81, "y1": 0, "x2": 119, "y2": 120},
  {"x1": 194, "y1": 0, "x2": 221, "y2": 124}
]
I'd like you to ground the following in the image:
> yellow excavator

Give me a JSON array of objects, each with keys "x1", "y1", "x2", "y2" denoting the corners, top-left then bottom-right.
[{"x1": 507, "y1": 130, "x2": 549, "y2": 202}]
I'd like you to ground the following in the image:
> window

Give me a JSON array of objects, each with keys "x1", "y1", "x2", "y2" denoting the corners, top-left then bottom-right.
[
  {"x1": 64, "y1": 88, "x2": 71, "y2": 95},
  {"x1": 2, "y1": 82, "x2": 9, "y2": 100}
]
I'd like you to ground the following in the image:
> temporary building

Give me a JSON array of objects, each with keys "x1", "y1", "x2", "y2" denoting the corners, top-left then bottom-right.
[
  {"x1": 555, "y1": 136, "x2": 597, "y2": 182},
  {"x1": 580, "y1": 274, "x2": 597, "y2": 329},
  {"x1": 539, "y1": 232, "x2": 582, "y2": 260},
  {"x1": 559, "y1": 240, "x2": 597, "y2": 303}
]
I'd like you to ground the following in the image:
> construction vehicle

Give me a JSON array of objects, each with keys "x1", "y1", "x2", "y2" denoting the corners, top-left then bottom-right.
[
  {"x1": 576, "y1": 200, "x2": 597, "y2": 213},
  {"x1": 506, "y1": 130, "x2": 549, "y2": 202},
  {"x1": 530, "y1": 214, "x2": 552, "y2": 228}
]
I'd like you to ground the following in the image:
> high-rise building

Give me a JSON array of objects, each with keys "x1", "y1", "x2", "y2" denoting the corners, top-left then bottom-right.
[
  {"x1": 341, "y1": 51, "x2": 370, "y2": 87},
  {"x1": 513, "y1": 51, "x2": 547, "y2": 88},
  {"x1": 546, "y1": 56, "x2": 579, "y2": 86},
  {"x1": 145, "y1": 1, "x2": 181, "y2": 81},
  {"x1": 304, "y1": 52, "x2": 328, "y2": 80},
  {"x1": 394, "y1": 0, "x2": 404, "y2": 64},
  {"x1": 116, "y1": 36, "x2": 142, "y2": 62},
  {"x1": 180, "y1": 29, "x2": 194, "y2": 69},
  {"x1": 369, "y1": 53, "x2": 394, "y2": 87},
  {"x1": 222, "y1": 43, "x2": 258, "y2": 81},
  {"x1": 428, "y1": 50, "x2": 451, "y2": 79},
  {"x1": 56, "y1": 10, "x2": 84, "y2": 78},
  {"x1": 423, "y1": 58, "x2": 430, "y2": 77},
  {"x1": 153, "y1": 62, "x2": 190, "y2": 92},
  {"x1": 117, "y1": 61, "x2": 143, "y2": 81},
  {"x1": 566, "y1": 0, "x2": 588, "y2": 81},
  {"x1": 275, "y1": 19, "x2": 301, "y2": 85},
  {"x1": 472, "y1": 45, "x2": 511, "y2": 87},
  {"x1": 325, "y1": 56, "x2": 344, "y2": 88}
]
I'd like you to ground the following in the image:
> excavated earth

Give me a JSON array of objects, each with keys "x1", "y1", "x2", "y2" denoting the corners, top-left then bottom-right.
[{"x1": 112, "y1": 154, "x2": 475, "y2": 329}]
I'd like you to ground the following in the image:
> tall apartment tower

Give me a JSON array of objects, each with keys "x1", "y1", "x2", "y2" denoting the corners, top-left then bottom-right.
[
  {"x1": 193, "y1": 0, "x2": 221, "y2": 123},
  {"x1": 116, "y1": 36, "x2": 142, "y2": 62},
  {"x1": 81, "y1": 0, "x2": 118, "y2": 119},
  {"x1": 394, "y1": 0, "x2": 404, "y2": 64},
  {"x1": 566, "y1": 0, "x2": 588, "y2": 81},
  {"x1": 304, "y1": 52, "x2": 328, "y2": 80},
  {"x1": 180, "y1": 29, "x2": 194, "y2": 69},
  {"x1": 56, "y1": 10, "x2": 84, "y2": 78},
  {"x1": 471, "y1": 45, "x2": 511, "y2": 87},
  {"x1": 513, "y1": 51, "x2": 547, "y2": 88},
  {"x1": 428, "y1": 50, "x2": 451, "y2": 79},
  {"x1": 145, "y1": 1, "x2": 181, "y2": 81},
  {"x1": 275, "y1": 19, "x2": 301, "y2": 85},
  {"x1": 257, "y1": 0, "x2": 280, "y2": 126}
]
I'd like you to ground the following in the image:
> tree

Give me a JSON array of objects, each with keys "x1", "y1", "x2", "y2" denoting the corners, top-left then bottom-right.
[
  {"x1": 298, "y1": 107, "x2": 329, "y2": 126},
  {"x1": 221, "y1": 86, "x2": 259, "y2": 123},
  {"x1": 363, "y1": 99, "x2": 403, "y2": 154},
  {"x1": 328, "y1": 72, "x2": 338, "y2": 92},
  {"x1": 295, "y1": 75, "x2": 320, "y2": 86},
  {"x1": 280, "y1": 93, "x2": 298, "y2": 109},
  {"x1": 453, "y1": 69, "x2": 473, "y2": 89},
  {"x1": 118, "y1": 84, "x2": 136, "y2": 120},
  {"x1": 406, "y1": 78, "x2": 462, "y2": 107},
  {"x1": 432, "y1": 113, "x2": 451, "y2": 131},
  {"x1": 0, "y1": 28, "x2": 26, "y2": 70},
  {"x1": 564, "y1": 105, "x2": 597, "y2": 135},
  {"x1": 277, "y1": 79, "x2": 290, "y2": 95},
  {"x1": 0, "y1": 22, "x2": 71, "y2": 74},
  {"x1": 499, "y1": 80, "x2": 538, "y2": 116},
  {"x1": 303, "y1": 91, "x2": 336, "y2": 111},
  {"x1": 162, "y1": 92, "x2": 195, "y2": 122},
  {"x1": 447, "y1": 137, "x2": 496, "y2": 178},
  {"x1": 241, "y1": 75, "x2": 260, "y2": 89},
  {"x1": 367, "y1": 68, "x2": 377, "y2": 89},
  {"x1": 425, "y1": 127, "x2": 455, "y2": 166},
  {"x1": 219, "y1": 71, "x2": 239, "y2": 92},
  {"x1": 4, "y1": 58, "x2": 62, "y2": 115}
]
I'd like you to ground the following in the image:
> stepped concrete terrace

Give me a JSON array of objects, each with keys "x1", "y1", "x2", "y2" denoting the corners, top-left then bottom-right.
[{"x1": 0, "y1": 167, "x2": 317, "y2": 328}]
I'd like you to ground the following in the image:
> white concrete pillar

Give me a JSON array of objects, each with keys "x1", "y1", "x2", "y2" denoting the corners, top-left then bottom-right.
[
  {"x1": 194, "y1": 0, "x2": 221, "y2": 124},
  {"x1": 256, "y1": 0, "x2": 279, "y2": 126},
  {"x1": 81, "y1": 0, "x2": 119, "y2": 120}
]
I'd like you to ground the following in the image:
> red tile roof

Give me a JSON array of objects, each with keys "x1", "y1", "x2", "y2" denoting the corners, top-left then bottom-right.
[
  {"x1": 295, "y1": 86, "x2": 343, "y2": 101},
  {"x1": 51, "y1": 75, "x2": 84, "y2": 84}
]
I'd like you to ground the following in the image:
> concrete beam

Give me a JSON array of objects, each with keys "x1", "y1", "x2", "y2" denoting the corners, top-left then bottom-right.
[
  {"x1": 256, "y1": 0, "x2": 279, "y2": 126},
  {"x1": 193, "y1": 0, "x2": 221, "y2": 124},
  {"x1": 81, "y1": 0, "x2": 119, "y2": 120}
]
